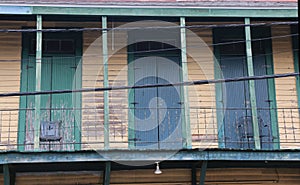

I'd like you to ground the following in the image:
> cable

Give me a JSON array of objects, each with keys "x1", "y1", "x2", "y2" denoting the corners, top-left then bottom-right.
[
  {"x1": 0, "y1": 72, "x2": 298, "y2": 97},
  {"x1": 0, "y1": 21, "x2": 297, "y2": 33}
]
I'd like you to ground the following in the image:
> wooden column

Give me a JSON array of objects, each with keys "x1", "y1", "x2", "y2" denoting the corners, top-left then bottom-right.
[
  {"x1": 180, "y1": 17, "x2": 191, "y2": 149},
  {"x1": 102, "y1": 16, "x2": 110, "y2": 149},
  {"x1": 3, "y1": 165, "x2": 15, "y2": 185},
  {"x1": 103, "y1": 162, "x2": 111, "y2": 185},
  {"x1": 34, "y1": 15, "x2": 42, "y2": 150},
  {"x1": 199, "y1": 161, "x2": 208, "y2": 185},
  {"x1": 244, "y1": 18, "x2": 261, "y2": 149}
]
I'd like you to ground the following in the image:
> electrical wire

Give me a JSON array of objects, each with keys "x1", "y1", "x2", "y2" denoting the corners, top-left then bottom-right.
[{"x1": 0, "y1": 72, "x2": 298, "y2": 97}]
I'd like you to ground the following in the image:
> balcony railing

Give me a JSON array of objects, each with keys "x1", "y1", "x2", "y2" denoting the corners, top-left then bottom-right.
[{"x1": 0, "y1": 106, "x2": 299, "y2": 152}]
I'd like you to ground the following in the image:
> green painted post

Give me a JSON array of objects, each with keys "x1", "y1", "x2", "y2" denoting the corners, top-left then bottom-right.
[
  {"x1": 103, "y1": 161, "x2": 111, "y2": 185},
  {"x1": 244, "y1": 18, "x2": 261, "y2": 150},
  {"x1": 199, "y1": 161, "x2": 208, "y2": 185},
  {"x1": 3, "y1": 165, "x2": 15, "y2": 185},
  {"x1": 102, "y1": 16, "x2": 110, "y2": 149},
  {"x1": 180, "y1": 17, "x2": 192, "y2": 149},
  {"x1": 34, "y1": 15, "x2": 42, "y2": 150}
]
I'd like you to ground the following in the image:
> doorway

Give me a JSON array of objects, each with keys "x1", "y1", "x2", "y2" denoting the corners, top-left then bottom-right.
[{"x1": 19, "y1": 32, "x2": 82, "y2": 151}]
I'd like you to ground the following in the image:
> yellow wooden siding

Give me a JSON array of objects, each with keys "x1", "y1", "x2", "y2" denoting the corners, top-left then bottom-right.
[
  {"x1": 0, "y1": 168, "x2": 298, "y2": 185},
  {"x1": 271, "y1": 25, "x2": 300, "y2": 149},
  {"x1": 186, "y1": 24, "x2": 217, "y2": 149},
  {"x1": 81, "y1": 21, "x2": 129, "y2": 150},
  {"x1": 107, "y1": 23, "x2": 129, "y2": 148},
  {"x1": 81, "y1": 28, "x2": 104, "y2": 150},
  {"x1": 0, "y1": 21, "x2": 24, "y2": 150}
]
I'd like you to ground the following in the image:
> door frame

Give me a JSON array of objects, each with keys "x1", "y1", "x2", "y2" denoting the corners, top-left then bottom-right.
[
  {"x1": 127, "y1": 43, "x2": 183, "y2": 148},
  {"x1": 18, "y1": 31, "x2": 82, "y2": 151},
  {"x1": 213, "y1": 26, "x2": 279, "y2": 149},
  {"x1": 291, "y1": 25, "x2": 300, "y2": 109}
]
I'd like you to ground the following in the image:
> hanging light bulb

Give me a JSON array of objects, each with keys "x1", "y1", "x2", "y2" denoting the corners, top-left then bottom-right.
[{"x1": 154, "y1": 162, "x2": 162, "y2": 175}]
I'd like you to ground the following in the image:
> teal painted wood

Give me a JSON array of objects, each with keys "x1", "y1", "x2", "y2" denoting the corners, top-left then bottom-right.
[
  {"x1": 29, "y1": 6, "x2": 298, "y2": 17},
  {"x1": 180, "y1": 17, "x2": 192, "y2": 149},
  {"x1": 212, "y1": 33, "x2": 225, "y2": 148},
  {"x1": 103, "y1": 161, "x2": 111, "y2": 185},
  {"x1": 214, "y1": 22, "x2": 275, "y2": 149},
  {"x1": 3, "y1": 164, "x2": 15, "y2": 185},
  {"x1": 244, "y1": 18, "x2": 261, "y2": 150},
  {"x1": 34, "y1": 15, "x2": 42, "y2": 150},
  {"x1": 18, "y1": 33, "x2": 30, "y2": 152},
  {"x1": 20, "y1": 31, "x2": 82, "y2": 151},
  {"x1": 291, "y1": 25, "x2": 300, "y2": 110},
  {"x1": 127, "y1": 31, "x2": 183, "y2": 149},
  {"x1": 1, "y1": 150, "x2": 300, "y2": 163},
  {"x1": 127, "y1": 44, "x2": 135, "y2": 149},
  {"x1": 74, "y1": 34, "x2": 83, "y2": 151},
  {"x1": 102, "y1": 16, "x2": 110, "y2": 149},
  {"x1": 259, "y1": 28, "x2": 280, "y2": 150},
  {"x1": 199, "y1": 161, "x2": 208, "y2": 185}
]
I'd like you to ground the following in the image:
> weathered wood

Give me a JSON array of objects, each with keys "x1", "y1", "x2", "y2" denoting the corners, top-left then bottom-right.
[
  {"x1": 34, "y1": 15, "x2": 42, "y2": 150},
  {"x1": 180, "y1": 17, "x2": 192, "y2": 149},
  {"x1": 244, "y1": 18, "x2": 261, "y2": 149},
  {"x1": 103, "y1": 161, "x2": 111, "y2": 185},
  {"x1": 3, "y1": 164, "x2": 15, "y2": 185},
  {"x1": 102, "y1": 16, "x2": 110, "y2": 149},
  {"x1": 199, "y1": 161, "x2": 208, "y2": 185}
]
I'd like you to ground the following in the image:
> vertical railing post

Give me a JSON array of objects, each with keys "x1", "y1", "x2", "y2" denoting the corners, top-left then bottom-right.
[
  {"x1": 102, "y1": 16, "x2": 110, "y2": 149},
  {"x1": 244, "y1": 18, "x2": 261, "y2": 149},
  {"x1": 34, "y1": 15, "x2": 42, "y2": 150},
  {"x1": 180, "y1": 17, "x2": 192, "y2": 149}
]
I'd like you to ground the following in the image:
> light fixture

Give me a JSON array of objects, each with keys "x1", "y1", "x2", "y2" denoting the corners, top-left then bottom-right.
[{"x1": 154, "y1": 162, "x2": 162, "y2": 175}]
